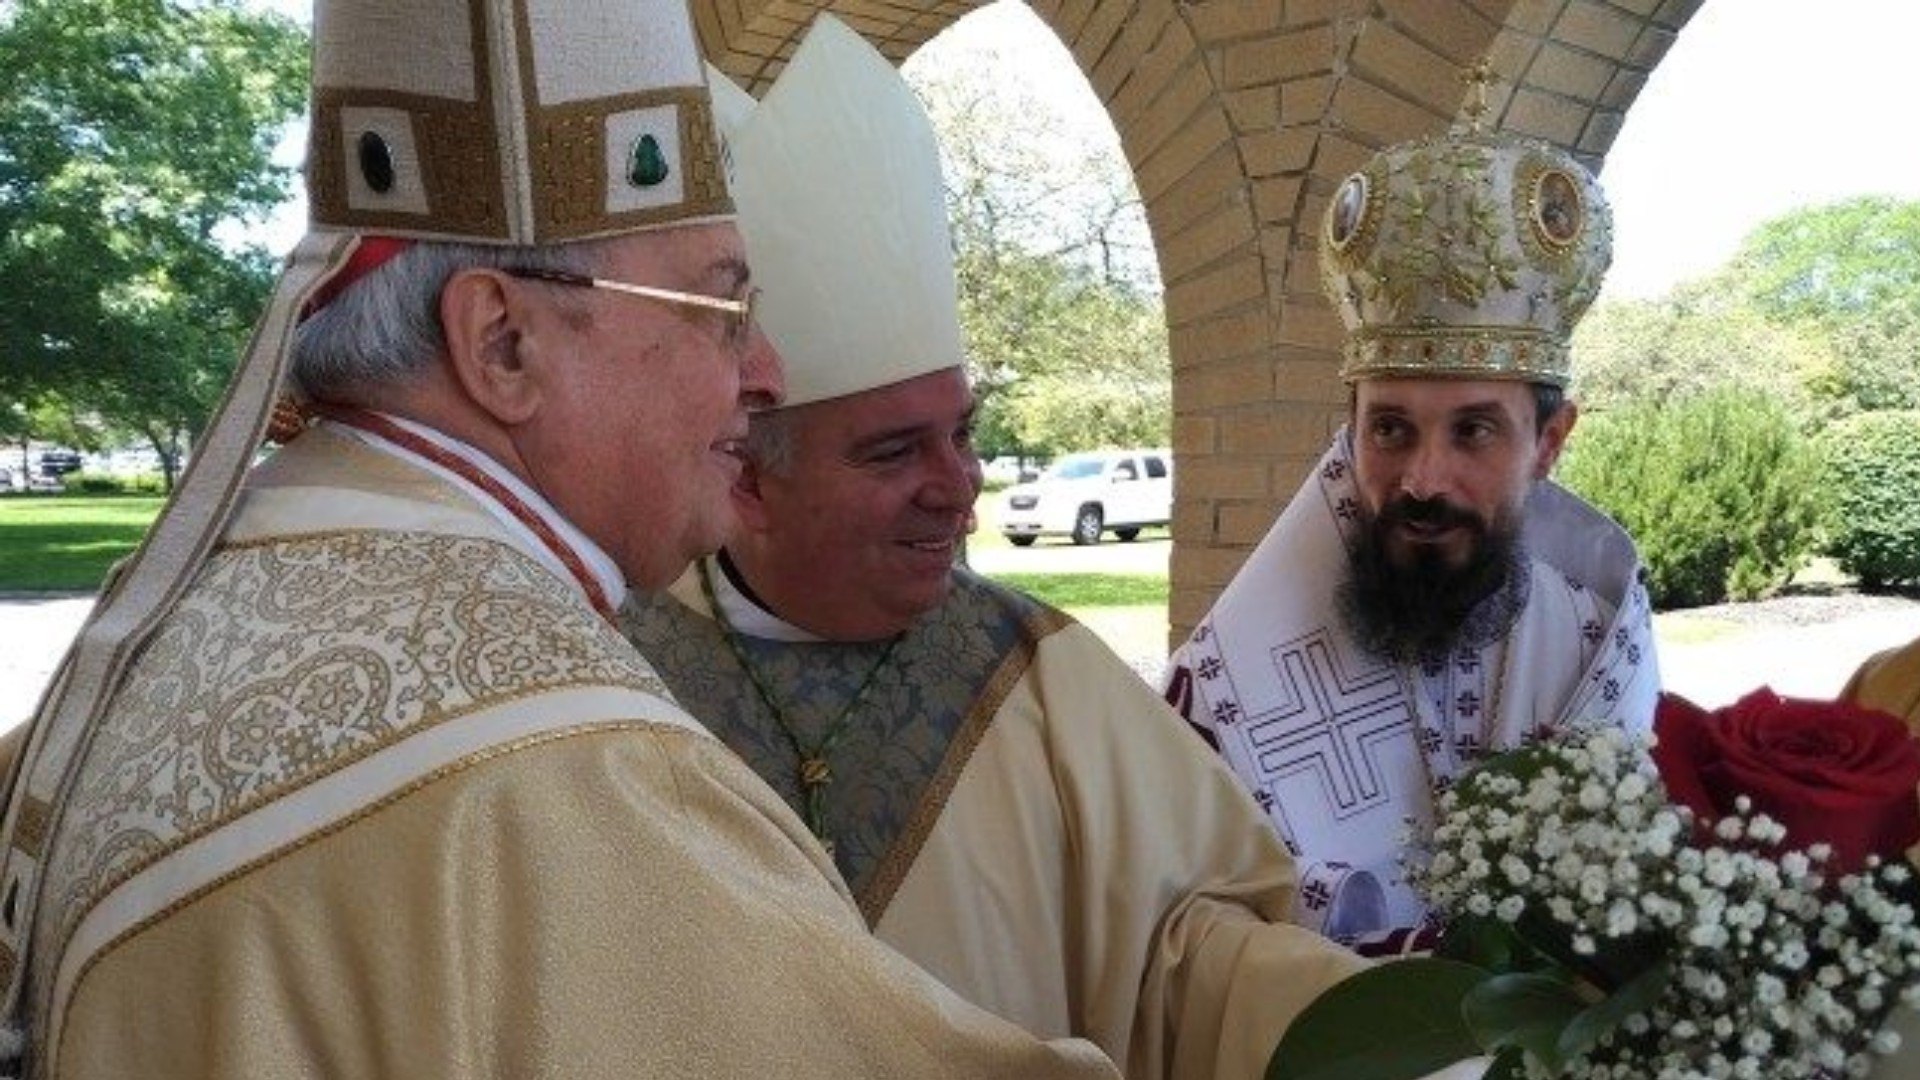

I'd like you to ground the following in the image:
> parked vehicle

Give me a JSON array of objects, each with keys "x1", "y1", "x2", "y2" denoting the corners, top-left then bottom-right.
[
  {"x1": 35, "y1": 449, "x2": 84, "y2": 478},
  {"x1": 998, "y1": 448, "x2": 1173, "y2": 546}
]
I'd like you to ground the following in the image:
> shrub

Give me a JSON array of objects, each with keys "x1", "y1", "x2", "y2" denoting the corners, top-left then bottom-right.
[
  {"x1": 1556, "y1": 389, "x2": 1829, "y2": 609},
  {"x1": 63, "y1": 472, "x2": 126, "y2": 494},
  {"x1": 1821, "y1": 410, "x2": 1920, "y2": 588},
  {"x1": 123, "y1": 473, "x2": 168, "y2": 495}
]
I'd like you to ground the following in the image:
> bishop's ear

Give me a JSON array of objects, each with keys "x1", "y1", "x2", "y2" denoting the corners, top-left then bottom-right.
[
  {"x1": 1533, "y1": 399, "x2": 1579, "y2": 479},
  {"x1": 730, "y1": 452, "x2": 776, "y2": 533},
  {"x1": 439, "y1": 268, "x2": 543, "y2": 425}
]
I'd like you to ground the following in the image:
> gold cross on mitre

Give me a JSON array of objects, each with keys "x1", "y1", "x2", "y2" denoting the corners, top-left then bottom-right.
[{"x1": 1457, "y1": 58, "x2": 1498, "y2": 133}]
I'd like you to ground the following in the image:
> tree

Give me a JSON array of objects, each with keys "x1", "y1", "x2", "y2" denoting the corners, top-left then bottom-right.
[
  {"x1": 1720, "y1": 196, "x2": 1920, "y2": 416},
  {"x1": 0, "y1": 0, "x2": 307, "y2": 487},
  {"x1": 1571, "y1": 278, "x2": 1826, "y2": 424},
  {"x1": 904, "y1": 10, "x2": 1169, "y2": 459}
]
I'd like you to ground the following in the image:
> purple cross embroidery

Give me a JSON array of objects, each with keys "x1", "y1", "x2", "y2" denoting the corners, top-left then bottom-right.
[
  {"x1": 1212, "y1": 699, "x2": 1242, "y2": 726},
  {"x1": 1196, "y1": 656, "x2": 1224, "y2": 680},
  {"x1": 1301, "y1": 880, "x2": 1333, "y2": 910},
  {"x1": 1455, "y1": 689, "x2": 1483, "y2": 719}
]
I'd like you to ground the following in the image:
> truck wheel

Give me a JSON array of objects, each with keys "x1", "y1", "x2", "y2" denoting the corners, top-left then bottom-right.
[{"x1": 1071, "y1": 505, "x2": 1104, "y2": 546}]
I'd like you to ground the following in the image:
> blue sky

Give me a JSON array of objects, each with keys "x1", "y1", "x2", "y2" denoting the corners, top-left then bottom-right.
[{"x1": 1600, "y1": 0, "x2": 1920, "y2": 298}]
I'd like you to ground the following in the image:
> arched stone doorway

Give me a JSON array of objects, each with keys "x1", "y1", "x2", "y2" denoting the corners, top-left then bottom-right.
[{"x1": 695, "y1": 0, "x2": 1706, "y2": 641}]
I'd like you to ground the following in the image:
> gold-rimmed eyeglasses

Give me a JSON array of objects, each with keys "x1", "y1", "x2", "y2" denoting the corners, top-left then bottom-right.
[{"x1": 505, "y1": 266, "x2": 758, "y2": 349}]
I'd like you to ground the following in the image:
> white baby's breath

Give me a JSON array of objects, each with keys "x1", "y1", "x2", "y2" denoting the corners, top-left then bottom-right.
[{"x1": 1403, "y1": 722, "x2": 1920, "y2": 1079}]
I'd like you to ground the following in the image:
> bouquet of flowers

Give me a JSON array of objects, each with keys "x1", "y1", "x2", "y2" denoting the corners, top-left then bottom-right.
[{"x1": 1268, "y1": 689, "x2": 1920, "y2": 1080}]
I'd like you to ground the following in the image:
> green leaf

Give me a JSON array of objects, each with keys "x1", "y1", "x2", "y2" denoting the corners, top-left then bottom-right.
[
  {"x1": 1462, "y1": 972, "x2": 1587, "y2": 1074},
  {"x1": 1485, "y1": 1045, "x2": 1530, "y2": 1080},
  {"x1": 1267, "y1": 958, "x2": 1488, "y2": 1080},
  {"x1": 1556, "y1": 957, "x2": 1672, "y2": 1064},
  {"x1": 1436, "y1": 913, "x2": 1557, "y2": 974}
]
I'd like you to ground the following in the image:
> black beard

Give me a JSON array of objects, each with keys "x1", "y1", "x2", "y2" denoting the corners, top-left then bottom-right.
[{"x1": 1337, "y1": 493, "x2": 1527, "y2": 665}]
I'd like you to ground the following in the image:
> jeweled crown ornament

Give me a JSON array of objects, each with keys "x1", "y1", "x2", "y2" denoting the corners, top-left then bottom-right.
[{"x1": 1319, "y1": 60, "x2": 1612, "y2": 386}]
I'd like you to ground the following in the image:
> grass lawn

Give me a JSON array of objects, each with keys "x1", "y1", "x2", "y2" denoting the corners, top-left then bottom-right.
[
  {"x1": 0, "y1": 494, "x2": 165, "y2": 592},
  {"x1": 989, "y1": 571, "x2": 1166, "y2": 608}
]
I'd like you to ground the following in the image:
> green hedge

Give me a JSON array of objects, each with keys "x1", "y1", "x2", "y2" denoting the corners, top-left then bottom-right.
[
  {"x1": 1557, "y1": 389, "x2": 1828, "y2": 609},
  {"x1": 1822, "y1": 410, "x2": 1920, "y2": 588},
  {"x1": 59, "y1": 471, "x2": 168, "y2": 495}
]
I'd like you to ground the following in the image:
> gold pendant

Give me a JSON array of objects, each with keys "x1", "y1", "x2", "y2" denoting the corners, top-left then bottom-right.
[{"x1": 799, "y1": 757, "x2": 832, "y2": 787}]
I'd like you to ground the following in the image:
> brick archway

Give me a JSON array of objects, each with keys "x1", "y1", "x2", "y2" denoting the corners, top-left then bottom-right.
[{"x1": 695, "y1": 0, "x2": 1706, "y2": 641}]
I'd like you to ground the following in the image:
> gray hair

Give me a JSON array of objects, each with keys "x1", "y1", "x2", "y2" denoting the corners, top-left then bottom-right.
[
  {"x1": 744, "y1": 405, "x2": 800, "y2": 477},
  {"x1": 290, "y1": 237, "x2": 613, "y2": 404}
]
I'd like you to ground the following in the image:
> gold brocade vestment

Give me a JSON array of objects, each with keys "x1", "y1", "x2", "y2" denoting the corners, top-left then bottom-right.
[
  {"x1": 13, "y1": 427, "x2": 1118, "y2": 1080},
  {"x1": 624, "y1": 560, "x2": 1368, "y2": 1080}
]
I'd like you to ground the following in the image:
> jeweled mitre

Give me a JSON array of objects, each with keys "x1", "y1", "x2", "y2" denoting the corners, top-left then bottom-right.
[{"x1": 1319, "y1": 124, "x2": 1612, "y2": 387}]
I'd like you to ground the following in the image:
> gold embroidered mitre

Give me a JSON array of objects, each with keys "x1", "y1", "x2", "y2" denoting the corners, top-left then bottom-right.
[
  {"x1": 1319, "y1": 90, "x2": 1612, "y2": 387},
  {"x1": 307, "y1": 0, "x2": 729, "y2": 243}
]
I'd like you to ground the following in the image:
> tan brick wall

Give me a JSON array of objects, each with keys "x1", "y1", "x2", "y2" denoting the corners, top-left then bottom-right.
[{"x1": 695, "y1": 0, "x2": 1707, "y2": 645}]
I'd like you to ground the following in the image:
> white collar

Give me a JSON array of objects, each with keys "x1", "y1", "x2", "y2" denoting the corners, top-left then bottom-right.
[{"x1": 698, "y1": 555, "x2": 824, "y2": 643}]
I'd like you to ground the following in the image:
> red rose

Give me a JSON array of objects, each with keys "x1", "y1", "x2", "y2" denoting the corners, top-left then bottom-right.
[{"x1": 1652, "y1": 688, "x2": 1920, "y2": 876}]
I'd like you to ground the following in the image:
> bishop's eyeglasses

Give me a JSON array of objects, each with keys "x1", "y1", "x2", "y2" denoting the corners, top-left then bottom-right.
[{"x1": 505, "y1": 266, "x2": 759, "y2": 350}]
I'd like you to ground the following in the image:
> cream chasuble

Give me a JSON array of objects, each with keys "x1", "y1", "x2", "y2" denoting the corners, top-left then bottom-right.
[
  {"x1": 1165, "y1": 428, "x2": 1660, "y2": 946},
  {"x1": 623, "y1": 560, "x2": 1368, "y2": 1080},
  {"x1": 1846, "y1": 639, "x2": 1920, "y2": 726},
  {"x1": 20, "y1": 427, "x2": 1119, "y2": 1080}
]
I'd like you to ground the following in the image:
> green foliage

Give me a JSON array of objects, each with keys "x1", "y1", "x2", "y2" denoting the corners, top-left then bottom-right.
[
  {"x1": 905, "y1": 31, "x2": 1169, "y2": 460},
  {"x1": 1266, "y1": 958, "x2": 1490, "y2": 1080},
  {"x1": 1571, "y1": 282, "x2": 1824, "y2": 423},
  {"x1": 972, "y1": 260, "x2": 1170, "y2": 455},
  {"x1": 62, "y1": 472, "x2": 124, "y2": 493},
  {"x1": 1720, "y1": 197, "x2": 1920, "y2": 417},
  {"x1": 1574, "y1": 198, "x2": 1920, "y2": 426},
  {"x1": 0, "y1": 0, "x2": 308, "y2": 459},
  {"x1": 1821, "y1": 410, "x2": 1920, "y2": 588},
  {"x1": 1557, "y1": 390, "x2": 1828, "y2": 608}
]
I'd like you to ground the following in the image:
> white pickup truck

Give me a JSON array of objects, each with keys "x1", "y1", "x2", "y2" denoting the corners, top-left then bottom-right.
[{"x1": 997, "y1": 448, "x2": 1173, "y2": 546}]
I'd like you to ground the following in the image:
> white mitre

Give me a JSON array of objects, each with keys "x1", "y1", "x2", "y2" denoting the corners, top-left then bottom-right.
[{"x1": 711, "y1": 14, "x2": 966, "y2": 407}]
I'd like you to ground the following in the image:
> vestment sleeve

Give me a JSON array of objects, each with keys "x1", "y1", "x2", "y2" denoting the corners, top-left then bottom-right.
[
  {"x1": 1842, "y1": 640, "x2": 1920, "y2": 725},
  {"x1": 1023, "y1": 626, "x2": 1368, "y2": 1080}
]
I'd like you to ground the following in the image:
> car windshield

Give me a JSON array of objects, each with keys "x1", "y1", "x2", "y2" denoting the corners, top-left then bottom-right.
[{"x1": 1046, "y1": 456, "x2": 1106, "y2": 481}]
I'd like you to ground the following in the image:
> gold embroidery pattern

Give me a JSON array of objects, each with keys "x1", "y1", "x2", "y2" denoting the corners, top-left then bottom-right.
[{"x1": 37, "y1": 530, "x2": 666, "y2": 989}]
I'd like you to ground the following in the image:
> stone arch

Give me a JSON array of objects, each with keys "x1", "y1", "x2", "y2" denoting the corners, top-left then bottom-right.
[{"x1": 693, "y1": 0, "x2": 1706, "y2": 640}]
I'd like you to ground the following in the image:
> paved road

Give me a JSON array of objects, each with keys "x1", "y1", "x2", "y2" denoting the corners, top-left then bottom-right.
[{"x1": 10, "y1": 580, "x2": 1920, "y2": 732}]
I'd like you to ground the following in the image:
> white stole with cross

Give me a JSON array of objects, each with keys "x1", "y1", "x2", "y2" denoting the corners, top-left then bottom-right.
[{"x1": 1165, "y1": 427, "x2": 1659, "y2": 940}]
